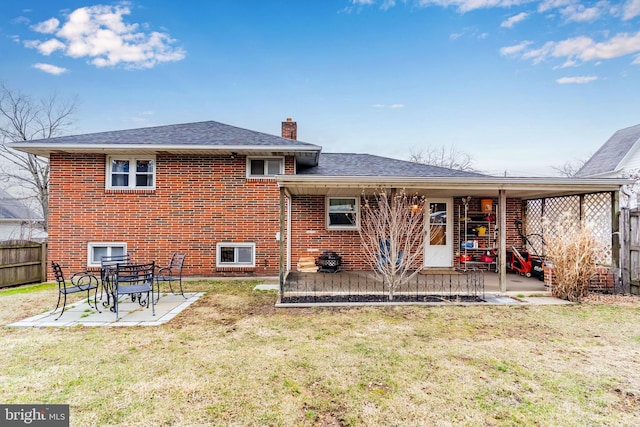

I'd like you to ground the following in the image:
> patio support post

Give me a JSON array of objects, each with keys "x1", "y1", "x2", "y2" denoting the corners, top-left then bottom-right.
[
  {"x1": 611, "y1": 190, "x2": 620, "y2": 270},
  {"x1": 499, "y1": 189, "x2": 507, "y2": 293},
  {"x1": 279, "y1": 186, "x2": 286, "y2": 292}
]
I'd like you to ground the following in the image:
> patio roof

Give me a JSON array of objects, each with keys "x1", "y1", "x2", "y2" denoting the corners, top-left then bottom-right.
[{"x1": 276, "y1": 174, "x2": 632, "y2": 200}]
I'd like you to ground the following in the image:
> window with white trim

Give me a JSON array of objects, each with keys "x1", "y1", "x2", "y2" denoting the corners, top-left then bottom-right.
[
  {"x1": 216, "y1": 242, "x2": 255, "y2": 267},
  {"x1": 106, "y1": 156, "x2": 156, "y2": 189},
  {"x1": 87, "y1": 242, "x2": 127, "y2": 267},
  {"x1": 247, "y1": 157, "x2": 283, "y2": 177},
  {"x1": 327, "y1": 197, "x2": 359, "y2": 229}
]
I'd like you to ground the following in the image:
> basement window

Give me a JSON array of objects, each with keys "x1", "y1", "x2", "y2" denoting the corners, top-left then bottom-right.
[
  {"x1": 216, "y1": 242, "x2": 255, "y2": 267},
  {"x1": 87, "y1": 242, "x2": 127, "y2": 268}
]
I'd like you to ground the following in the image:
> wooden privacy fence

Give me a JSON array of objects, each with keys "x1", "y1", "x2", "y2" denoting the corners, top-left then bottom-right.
[
  {"x1": 0, "y1": 241, "x2": 47, "y2": 288},
  {"x1": 621, "y1": 208, "x2": 640, "y2": 295}
]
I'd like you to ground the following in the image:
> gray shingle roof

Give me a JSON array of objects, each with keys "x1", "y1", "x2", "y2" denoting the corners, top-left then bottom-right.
[
  {"x1": 0, "y1": 189, "x2": 42, "y2": 220},
  {"x1": 299, "y1": 153, "x2": 487, "y2": 177},
  {"x1": 575, "y1": 124, "x2": 640, "y2": 177},
  {"x1": 23, "y1": 120, "x2": 320, "y2": 149}
]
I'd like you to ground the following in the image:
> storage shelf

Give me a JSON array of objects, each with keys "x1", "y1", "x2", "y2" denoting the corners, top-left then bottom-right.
[{"x1": 459, "y1": 202, "x2": 496, "y2": 270}]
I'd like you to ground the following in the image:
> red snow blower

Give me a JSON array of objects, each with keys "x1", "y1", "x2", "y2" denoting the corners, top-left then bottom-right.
[{"x1": 507, "y1": 220, "x2": 546, "y2": 280}]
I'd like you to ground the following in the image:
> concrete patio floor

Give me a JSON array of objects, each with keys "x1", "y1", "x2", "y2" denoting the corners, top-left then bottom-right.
[
  {"x1": 6, "y1": 272, "x2": 568, "y2": 328},
  {"x1": 8, "y1": 292, "x2": 204, "y2": 328}
]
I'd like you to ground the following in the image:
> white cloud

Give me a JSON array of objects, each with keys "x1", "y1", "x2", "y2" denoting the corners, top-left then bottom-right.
[
  {"x1": 505, "y1": 32, "x2": 640, "y2": 65},
  {"x1": 623, "y1": 0, "x2": 640, "y2": 20},
  {"x1": 33, "y1": 63, "x2": 68, "y2": 75},
  {"x1": 417, "y1": 0, "x2": 533, "y2": 13},
  {"x1": 24, "y1": 4, "x2": 185, "y2": 69},
  {"x1": 372, "y1": 103, "x2": 405, "y2": 108},
  {"x1": 36, "y1": 38, "x2": 66, "y2": 55},
  {"x1": 538, "y1": 0, "x2": 572, "y2": 13},
  {"x1": 561, "y1": 4, "x2": 602, "y2": 22},
  {"x1": 501, "y1": 12, "x2": 529, "y2": 28},
  {"x1": 499, "y1": 40, "x2": 533, "y2": 56},
  {"x1": 556, "y1": 76, "x2": 598, "y2": 84},
  {"x1": 31, "y1": 18, "x2": 59, "y2": 34}
]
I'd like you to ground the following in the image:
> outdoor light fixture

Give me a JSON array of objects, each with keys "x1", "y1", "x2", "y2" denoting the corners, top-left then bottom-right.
[{"x1": 230, "y1": 152, "x2": 237, "y2": 159}]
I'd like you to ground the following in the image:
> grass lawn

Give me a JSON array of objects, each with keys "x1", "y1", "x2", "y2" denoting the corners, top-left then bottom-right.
[{"x1": 1, "y1": 280, "x2": 639, "y2": 426}]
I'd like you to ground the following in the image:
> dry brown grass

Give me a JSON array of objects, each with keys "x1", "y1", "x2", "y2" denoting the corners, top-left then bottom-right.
[
  {"x1": 544, "y1": 214, "x2": 603, "y2": 302},
  {"x1": 1, "y1": 280, "x2": 640, "y2": 426}
]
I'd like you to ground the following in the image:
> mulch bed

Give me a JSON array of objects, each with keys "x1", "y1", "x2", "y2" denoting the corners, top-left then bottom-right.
[{"x1": 280, "y1": 294, "x2": 484, "y2": 304}]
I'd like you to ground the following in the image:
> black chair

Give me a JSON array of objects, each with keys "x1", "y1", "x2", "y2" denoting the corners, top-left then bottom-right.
[
  {"x1": 112, "y1": 261, "x2": 155, "y2": 321},
  {"x1": 100, "y1": 253, "x2": 132, "y2": 306},
  {"x1": 155, "y1": 253, "x2": 186, "y2": 301},
  {"x1": 50, "y1": 261, "x2": 100, "y2": 320}
]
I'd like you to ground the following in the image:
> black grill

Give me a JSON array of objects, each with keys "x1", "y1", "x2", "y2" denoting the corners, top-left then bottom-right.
[{"x1": 317, "y1": 251, "x2": 342, "y2": 273}]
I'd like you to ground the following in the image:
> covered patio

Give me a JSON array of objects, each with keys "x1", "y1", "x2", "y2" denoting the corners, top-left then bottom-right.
[{"x1": 277, "y1": 174, "x2": 631, "y2": 300}]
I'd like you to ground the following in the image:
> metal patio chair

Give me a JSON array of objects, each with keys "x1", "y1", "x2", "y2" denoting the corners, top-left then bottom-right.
[
  {"x1": 112, "y1": 261, "x2": 155, "y2": 321},
  {"x1": 100, "y1": 253, "x2": 132, "y2": 307},
  {"x1": 155, "y1": 253, "x2": 186, "y2": 301},
  {"x1": 50, "y1": 261, "x2": 100, "y2": 320}
]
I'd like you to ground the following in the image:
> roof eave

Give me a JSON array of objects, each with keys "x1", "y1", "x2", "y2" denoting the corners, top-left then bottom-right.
[
  {"x1": 276, "y1": 175, "x2": 632, "y2": 200},
  {"x1": 8, "y1": 143, "x2": 322, "y2": 159}
]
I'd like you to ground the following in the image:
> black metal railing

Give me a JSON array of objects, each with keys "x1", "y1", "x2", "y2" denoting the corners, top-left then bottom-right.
[{"x1": 281, "y1": 270, "x2": 485, "y2": 304}]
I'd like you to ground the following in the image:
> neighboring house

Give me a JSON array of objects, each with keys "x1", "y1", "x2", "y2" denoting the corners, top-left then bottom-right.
[
  {"x1": 0, "y1": 189, "x2": 47, "y2": 242},
  {"x1": 10, "y1": 119, "x2": 629, "y2": 292},
  {"x1": 575, "y1": 123, "x2": 640, "y2": 208}
]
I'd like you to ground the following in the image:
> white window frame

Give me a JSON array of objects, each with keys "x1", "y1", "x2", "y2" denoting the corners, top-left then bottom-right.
[
  {"x1": 216, "y1": 242, "x2": 256, "y2": 267},
  {"x1": 246, "y1": 157, "x2": 284, "y2": 178},
  {"x1": 87, "y1": 242, "x2": 127, "y2": 268},
  {"x1": 106, "y1": 155, "x2": 156, "y2": 189},
  {"x1": 326, "y1": 196, "x2": 359, "y2": 230}
]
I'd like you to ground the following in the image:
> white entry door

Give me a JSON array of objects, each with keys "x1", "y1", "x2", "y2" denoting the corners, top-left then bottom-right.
[{"x1": 424, "y1": 199, "x2": 453, "y2": 268}]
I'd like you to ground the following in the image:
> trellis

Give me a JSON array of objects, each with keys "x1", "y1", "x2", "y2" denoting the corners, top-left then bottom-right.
[{"x1": 524, "y1": 192, "x2": 613, "y2": 265}]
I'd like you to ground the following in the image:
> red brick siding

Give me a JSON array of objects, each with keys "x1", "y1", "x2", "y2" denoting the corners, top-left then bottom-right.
[
  {"x1": 48, "y1": 153, "x2": 295, "y2": 279},
  {"x1": 544, "y1": 265, "x2": 617, "y2": 292},
  {"x1": 290, "y1": 195, "x2": 367, "y2": 270},
  {"x1": 290, "y1": 196, "x2": 528, "y2": 272}
]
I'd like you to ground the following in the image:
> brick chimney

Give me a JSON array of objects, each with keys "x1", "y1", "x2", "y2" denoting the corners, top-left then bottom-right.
[{"x1": 281, "y1": 118, "x2": 297, "y2": 140}]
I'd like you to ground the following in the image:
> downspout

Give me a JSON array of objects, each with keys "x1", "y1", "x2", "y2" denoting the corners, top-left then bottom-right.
[
  {"x1": 279, "y1": 186, "x2": 286, "y2": 292},
  {"x1": 499, "y1": 189, "x2": 507, "y2": 293}
]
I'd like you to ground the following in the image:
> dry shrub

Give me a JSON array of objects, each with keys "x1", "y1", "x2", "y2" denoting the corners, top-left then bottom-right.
[{"x1": 543, "y1": 213, "x2": 603, "y2": 302}]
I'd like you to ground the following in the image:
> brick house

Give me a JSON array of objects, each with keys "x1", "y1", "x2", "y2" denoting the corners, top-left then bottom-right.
[{"x1": 10, "y1": 119, "x2": 629, "y2": 292}]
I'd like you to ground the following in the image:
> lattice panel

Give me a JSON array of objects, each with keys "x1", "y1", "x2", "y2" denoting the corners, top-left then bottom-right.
[
  {"x1": 524, "y1": 194, "x2": 613, "y2": 266},
  {"x1": 584, "y1": 193, "x2": 612, "y2": 264},
  {"x1": 543, "y1": 196, "x2": 580, "y2": 237},
  {"x1": 524, "y1": 199, "x2": 545, "y2": 256}
]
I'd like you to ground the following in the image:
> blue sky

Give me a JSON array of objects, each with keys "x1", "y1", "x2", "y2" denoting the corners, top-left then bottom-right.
[{"x1": 1, "y1": 0, "x2": 639, "y2": 176}]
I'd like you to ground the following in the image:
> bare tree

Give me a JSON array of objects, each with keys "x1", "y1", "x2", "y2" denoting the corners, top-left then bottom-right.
[
  {"x1": 359, "y1": 189, "x2": 427, "y2": 300},
  {"x1": 0, "y1": 83, "x2": 77, "y2": 230},
  {"x1": 552, "y1": 159, "x2": 587, "y2": 177},
  {"x1": 409, "y1": 146, "x2": 476, "y2": 172}
]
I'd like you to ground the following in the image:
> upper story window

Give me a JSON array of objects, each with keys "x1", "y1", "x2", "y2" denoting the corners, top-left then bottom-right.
[
  {"x1": 247, "y1": 157, "x2": 283, "y2": 178},
  {"x1": 327, "y1": 197, "x2": 359, "y2": 230},
  {"x1": 107, "y1": 156, "x2": 155, "y2": 189}
]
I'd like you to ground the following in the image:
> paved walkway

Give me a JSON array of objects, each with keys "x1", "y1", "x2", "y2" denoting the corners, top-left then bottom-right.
[{"x1": 8, "y1": 292, "x2": 204, "y2": 328}]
